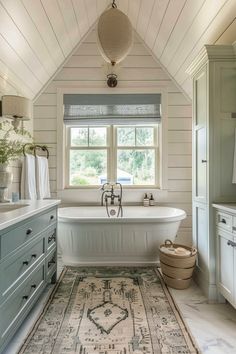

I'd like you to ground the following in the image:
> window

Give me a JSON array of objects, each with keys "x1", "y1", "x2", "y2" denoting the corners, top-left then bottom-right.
[{"x1": 66, "y1": 125, "x2": 159, "y2": 187}]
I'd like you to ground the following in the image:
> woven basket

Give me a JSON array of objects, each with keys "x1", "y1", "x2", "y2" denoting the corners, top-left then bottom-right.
[{"x1": 159, "y1": 240, "x2": 197, "y2": 290}]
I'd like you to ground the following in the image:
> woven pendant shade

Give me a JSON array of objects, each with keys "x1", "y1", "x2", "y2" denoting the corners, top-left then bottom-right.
[{"x1": 97, "y1": 7, "x2": 133, "y2": 65}]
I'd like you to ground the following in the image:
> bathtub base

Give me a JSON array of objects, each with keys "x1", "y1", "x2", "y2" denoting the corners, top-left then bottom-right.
[{"x1": 61, "y1": 255, "x2": 161, "y2": 267}]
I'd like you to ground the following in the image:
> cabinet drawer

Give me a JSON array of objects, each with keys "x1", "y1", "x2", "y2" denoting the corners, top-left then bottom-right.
[
  {"x1": 0, "y1": 262, "x2": 45, "y2": 343},
  {"x1": 0, "y1": 208, "x2": 56, "y2": 259},
  {"x1": 216, "y1": 211, "x2": 232, "y2": 232},
  {"x1": 0, "y1": 236, "x2": 45, "y2": 303}
]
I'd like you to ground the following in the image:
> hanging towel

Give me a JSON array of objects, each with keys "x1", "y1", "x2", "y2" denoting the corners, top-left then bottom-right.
[
  {"x1": 21, "y1": 154, "x2": 37, "y2": 200},
  {"x1": 233, "y1": 128, "x2": 236, "y2": 183},
  {"x1": 36, "y1": 155, "x2": 51, "y2": 199}
]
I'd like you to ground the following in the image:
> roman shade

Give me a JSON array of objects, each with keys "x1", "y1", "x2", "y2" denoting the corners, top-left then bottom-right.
[{"x1": 63, "y1": 94, "x2": 161, "y2": 125}]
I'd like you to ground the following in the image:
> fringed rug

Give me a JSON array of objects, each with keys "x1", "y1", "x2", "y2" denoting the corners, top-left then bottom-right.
[{"x1": 18, "y1": 267, "x2": 199, "y2": 354}]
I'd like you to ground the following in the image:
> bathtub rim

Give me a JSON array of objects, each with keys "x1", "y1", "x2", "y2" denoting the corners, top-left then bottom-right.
[{"x1": 58, "y1": 205, "x2": 186, "y2": 224}]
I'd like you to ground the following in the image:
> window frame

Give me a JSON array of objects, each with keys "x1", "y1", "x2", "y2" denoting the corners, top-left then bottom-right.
[
  {"x1": 65, "y1": 124, "x2": 159, "y2": 189},
  {"x1": 56, "y1": 87, "x2": 168, "y2": 197}
]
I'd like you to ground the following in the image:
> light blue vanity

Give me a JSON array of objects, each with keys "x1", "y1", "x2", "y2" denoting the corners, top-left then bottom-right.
[{"x1": 0, "y1": 200, "x2": 60, "y2": 353}]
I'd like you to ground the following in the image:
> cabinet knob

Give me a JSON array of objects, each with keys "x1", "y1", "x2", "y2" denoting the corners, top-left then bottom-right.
[
  {"x1": 48, "y1": 234, "x2": 56, "y2": 243},
  {"x1": 31, "y1": 254, "x2": 37, "y2": 259},
  {"x1": 31, "y1": 284, "x2": 37, "y2": 289},
  {"x1": 50, "y1": 215, "x2": 54, "y2": 220},
  {"x1": 26, "y1": 228, "x2": 33, "y2": 235},
  {"x1": 48, "y1": 259, "x2": 56, "y2": 267},
  {"x1": 221, "y1": 218, "x2": 226, "y2": 224},
  {"x1": 22, "y1": 295, "x2": 28, "y2": 300},
  {"x1": 23, "y1": 261, "x2": 29, "y2": 266}
]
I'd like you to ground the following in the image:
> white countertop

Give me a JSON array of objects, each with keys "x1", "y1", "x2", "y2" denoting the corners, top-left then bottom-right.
[
  {"x1": 212, "y1": 203, "x2": 236, "y2": 213},
  {"x1": 0, "y1": 199, "x2": 61, "y2": 231}
]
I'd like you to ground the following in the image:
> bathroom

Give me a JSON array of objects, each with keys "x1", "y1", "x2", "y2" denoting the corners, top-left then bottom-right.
[{"x1": 0, "y1": 1, "x2": 236, "y2": 353}]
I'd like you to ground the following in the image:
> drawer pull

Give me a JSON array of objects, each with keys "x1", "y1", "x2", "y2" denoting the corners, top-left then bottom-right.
[
  {"x1": 31, "y1": 284, "x2": 37, "y2": 289},
  {"x1": 48, "y1": 259, "x2": 56, "y2": 267},
  {"x1": 201, "y1": 159, "x2": 207, "y2": 163},
  {"x1": 227, "y1": 240, "x2": 236, "y2": 247},
  {"x1": 50, "y1": 215, "x2": 54, "y2": 221},
  {"x1": 31, "y1": 254, "x2": 37, "y2": 259},
  {"x1": 48, "y1": 234, "x2": 56, "y2": 243},
  {"x1": 221, "y1": 218, "x2": 226, "y2": 224},
  {"x1": 23, "y1": 261, "x2": 29, "y2": 265},
  {"x1": 22, "y1": 295, "x2": 28, "y2": 300},
  {"x1": 26, "y1": 228, "x2": 33, "y2": 235}
]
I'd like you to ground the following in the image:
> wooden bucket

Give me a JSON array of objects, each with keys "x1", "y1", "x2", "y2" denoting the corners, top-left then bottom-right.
[{"x1": 159, "y1": 240, "x2": 197, "y2": 290}]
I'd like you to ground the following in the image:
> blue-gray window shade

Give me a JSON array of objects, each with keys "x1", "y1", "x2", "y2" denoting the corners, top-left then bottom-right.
[{"x1": 63, "y1": 94, "x2": 161, "y2": 125}]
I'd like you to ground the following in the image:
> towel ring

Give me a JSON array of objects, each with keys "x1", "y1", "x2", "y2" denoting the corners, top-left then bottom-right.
[{"x1": 23, "y1": 144, "x2": 49, "y2": 159}]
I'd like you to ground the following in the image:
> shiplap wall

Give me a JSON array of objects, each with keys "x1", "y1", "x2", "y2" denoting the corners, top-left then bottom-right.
[{"x1": 33, "y1": 30, "x2": 192, "y2": 245}]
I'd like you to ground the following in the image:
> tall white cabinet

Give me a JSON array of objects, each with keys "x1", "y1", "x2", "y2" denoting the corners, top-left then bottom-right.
[{"x1": 187, "y1": 44, "x2": 236, "y2": 300}]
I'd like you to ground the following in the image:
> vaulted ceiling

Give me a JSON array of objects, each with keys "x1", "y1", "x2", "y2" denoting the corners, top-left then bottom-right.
[{"x1": 0, "y1": 0, "x2": 235, "y2": 101}]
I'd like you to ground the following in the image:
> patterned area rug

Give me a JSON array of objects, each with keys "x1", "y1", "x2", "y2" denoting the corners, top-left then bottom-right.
[{"x1": 19, "y1": 267, "x2": 199, "y2": 354}]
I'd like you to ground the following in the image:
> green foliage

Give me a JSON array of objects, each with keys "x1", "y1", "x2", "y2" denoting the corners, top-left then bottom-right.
[{"x1": 0, "y1": 120, "x2": 32, "y2": 164}]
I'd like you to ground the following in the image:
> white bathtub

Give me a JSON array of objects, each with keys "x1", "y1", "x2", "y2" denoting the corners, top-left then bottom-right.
[{"x1": 58, "y1": 206, "x2": 186, "y2": 265}]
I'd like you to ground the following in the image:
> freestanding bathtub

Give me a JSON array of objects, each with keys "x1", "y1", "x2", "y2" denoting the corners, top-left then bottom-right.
[{"x1": 58, "y1": 206, "x2": 186, "y2": 265}]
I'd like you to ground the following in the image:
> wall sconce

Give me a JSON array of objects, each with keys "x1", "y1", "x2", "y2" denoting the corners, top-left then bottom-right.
[{"x1": 1, "y1": 95, "x2": 31, "y2": 130}]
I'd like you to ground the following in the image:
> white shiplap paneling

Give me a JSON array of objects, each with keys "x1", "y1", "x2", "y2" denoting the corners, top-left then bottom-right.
[{"x1": 33, "y1": 30, "x2": 192, "y2": 246}]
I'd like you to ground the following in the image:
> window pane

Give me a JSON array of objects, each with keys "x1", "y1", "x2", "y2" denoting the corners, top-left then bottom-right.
[
  {"x1": 117, "y1": 149, "x2": 155, "y2": 185},
  {"x1": 117, "y1": 127, "x2": 135, "y2": 146},
  {"x1": 136, "y1": 127, "x2": 154, "y2": 146},
  {"x1": 70, "y1": 150, "x2": 107, "y2": 185},
  {"x1": 71, "y1": 127, "x2": 88, "y2": 146},
  {"x1": 89, "y1": 127, "x2": 107, "y2": 146}
]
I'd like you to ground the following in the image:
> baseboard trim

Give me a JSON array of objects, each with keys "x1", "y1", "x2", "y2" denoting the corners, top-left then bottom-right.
[{"x1": 193, "y1": 267, "x2": 218, "y2": 302}]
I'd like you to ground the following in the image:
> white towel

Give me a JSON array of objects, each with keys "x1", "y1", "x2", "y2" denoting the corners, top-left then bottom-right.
[
  {"x1": 233, "y1": 128, "x2": 236, "y2": 183},
  {"x1": 36, "y1": 155, "x2": 51, "y2": 199},
  {"x1": 21, "y1": 154, "x2": 37, "y2": 200}
]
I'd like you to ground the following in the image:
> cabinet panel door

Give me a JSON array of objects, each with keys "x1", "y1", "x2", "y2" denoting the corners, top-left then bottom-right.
[
  {"x1": 193, "y1": 67, "x2": 207, "y2": 203},
  {"x1": 193, "y1": 203, "x2": 209, "y2": 276},
  {"x1": 217, "y1": 232, "x2": 234, "y2": 303}
]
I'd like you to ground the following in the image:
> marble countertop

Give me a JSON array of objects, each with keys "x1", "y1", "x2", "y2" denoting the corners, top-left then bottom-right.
[
  {"x1": 212, "y1": 203, "x2": 236, "y2": 213},
  {"x1": 0, "y1": 199, "x2": 61, "y2": 231}
]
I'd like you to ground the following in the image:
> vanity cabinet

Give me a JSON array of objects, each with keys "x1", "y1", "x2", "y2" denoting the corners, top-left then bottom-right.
[
  {"x1": 187, "y1": 44, "x2": 236, "y2": 300},
  {"x1": 0, "y1": 205, "x2": 58, "y2": 353},
  {"x1": 214, "y1": 205, "x2": 236, "y2": 308}
]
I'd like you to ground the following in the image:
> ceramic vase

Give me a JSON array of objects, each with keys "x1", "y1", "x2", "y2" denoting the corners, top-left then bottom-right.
[{"x1": 0, "y1": 163, "x2": 13, "y2": 202}]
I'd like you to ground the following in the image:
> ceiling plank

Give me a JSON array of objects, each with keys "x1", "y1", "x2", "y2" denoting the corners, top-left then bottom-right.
[
  {"x1": 71, "y1": 0, "x2": 89, "y2": 37},
  {"x1": 57, "y1": 0, "x2": 81, "y2": 46},
  {"x1": 128, "y1": 0, "x2": 141, "y2": 29},
  {"x1": 40, "y1": 0, "x2": 73, "y2": 56},
  {"x1": 167, "y1": 0, "x2": 229, "y2": 76},
  {"x1": 152, "y1": 0, "x2": 186, "y2": 57},
  {"x1": 84, "y1": 0, "x2": 98, "y2": 27},
  {"x1": 0, "y1": 34, "x2": 42, "y2": 93},
  {"x1": 160, "y1": 0, "x2": 205, "y2": 66},
  {"x1": 136, "y1": 0, "x2": 155, "y2": 39},
  {"x1": 0, "y1": 3, "x2": 49, "y2": 83},
  {"x1": 0, "y1": 58, "x2": 36, "y2": 97},
  {"x1": 144, "y1": 0, "x2": 170, "y2": 49},
  {"x1": 21, "y1": 0, "x2": 65, "y2": 66},
  {"x1": 1, "y1": 0, "x2": 57, "y2": 76}
]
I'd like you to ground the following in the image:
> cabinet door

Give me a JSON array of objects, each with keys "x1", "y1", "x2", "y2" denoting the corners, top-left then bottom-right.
[
  {"x1": 217, "y1": 232, "x2": 234, "y2": 304},
  {"x1": 193, "y1": 203, "x2": 209, "y2": 277},
  {"x1": 193, "y1": 66, "x2": 207, "y2": 203}
]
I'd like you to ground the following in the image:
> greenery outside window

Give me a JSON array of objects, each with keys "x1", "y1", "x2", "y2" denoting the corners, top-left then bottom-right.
[{"x1": 66, "y1": 125, "x2": 159, "y2": 187}]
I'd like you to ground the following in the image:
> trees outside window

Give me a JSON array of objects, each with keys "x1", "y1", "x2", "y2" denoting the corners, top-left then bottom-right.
[{"x1": 66, "y1": 125, "x2": 158, "y2": 187}]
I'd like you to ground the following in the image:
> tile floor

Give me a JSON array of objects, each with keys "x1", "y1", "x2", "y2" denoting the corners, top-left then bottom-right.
[{"x1": 3, "y1": 261, "x2": 236, "y2": 354}]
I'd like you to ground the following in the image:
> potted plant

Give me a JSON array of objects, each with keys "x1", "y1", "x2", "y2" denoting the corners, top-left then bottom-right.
[{"x1": 0, "y1": 119, "x2": 32, "y2": 202}]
